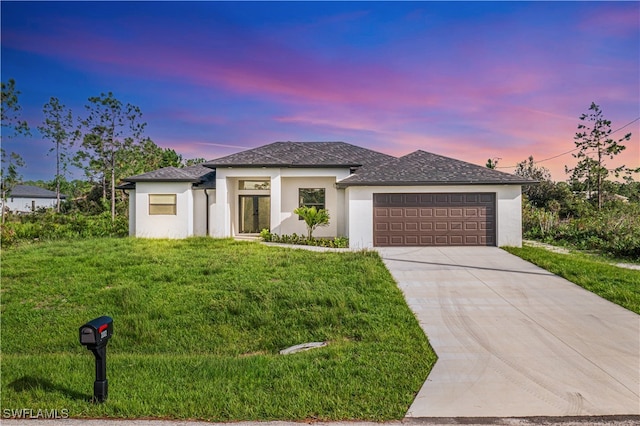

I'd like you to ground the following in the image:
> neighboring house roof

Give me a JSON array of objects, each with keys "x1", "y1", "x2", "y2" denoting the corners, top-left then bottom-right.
[
  {"x1": 124, "y1": 164, "x2": 215, "y2": 183},
  {"x1": 337, "y1": 150, "x2": 535, "y2": 187},
  {"x1": 8, "y1": 184, "x2": 67, "y2": 199},
  {"x1": 203, "y1": 141, "x2": 394, "y2": 168}
]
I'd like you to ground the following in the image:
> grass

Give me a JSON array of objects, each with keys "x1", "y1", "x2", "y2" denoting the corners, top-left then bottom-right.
[
  {"x1": 0, "y1": 238, "x2": 435, "y2": 421},
  {"x1": 504, "y1": 245, "x2": 640, "y2": 315}
]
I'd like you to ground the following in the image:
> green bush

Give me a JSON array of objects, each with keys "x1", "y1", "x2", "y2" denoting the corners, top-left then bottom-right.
[
  {"x1": 524, "y1": 203, "x2": 640, "y2": 260},
  {"x1": 1, "y1": 211, "x2": 128, "y2": 246},
  {"x1": 260, "y1": 230, "x2": 349, "y2": 248}
]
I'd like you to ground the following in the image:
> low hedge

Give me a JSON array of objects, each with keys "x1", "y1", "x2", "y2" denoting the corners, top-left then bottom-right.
[{"x1": 260, "y1": 229, "x2": 349, "y2": 248}]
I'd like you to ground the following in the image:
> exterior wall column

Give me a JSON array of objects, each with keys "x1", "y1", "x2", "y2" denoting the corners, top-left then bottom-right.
[
  {"x1": 213, "y1": 172, "x2": 231, "y2": 237},
  {"x1": 270, "y1": 171, "x2": 282, "y2": 235}
]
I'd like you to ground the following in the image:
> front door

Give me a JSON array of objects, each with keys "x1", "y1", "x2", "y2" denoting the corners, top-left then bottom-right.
[{"x1": 239, "y1": 195, "x2": 270, "y2": 234}]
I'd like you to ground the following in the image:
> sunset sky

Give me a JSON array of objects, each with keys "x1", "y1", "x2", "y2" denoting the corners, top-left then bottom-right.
[{"x1": 2, "y1": 1, "x2": 638, "y2": 182}]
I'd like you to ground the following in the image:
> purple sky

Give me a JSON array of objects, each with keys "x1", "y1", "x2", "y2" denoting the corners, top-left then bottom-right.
[{"x1": 2, "y1": 1, "x2": 639, "y2": 182}]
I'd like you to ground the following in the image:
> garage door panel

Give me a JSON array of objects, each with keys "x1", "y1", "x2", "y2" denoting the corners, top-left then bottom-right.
[
  {"x1": 450, "y1": 235, "x2": 464, "y2": 245},
  {"x1": 450, "y1": 222, "x2": 463, "y2": 231},
  {"x1": 405, "y1": 235, "x2": 419, "y2": 245},
  {"x1": 420, "y1": 208, "x2": 433, "y2": 217},
  {"x1": 480, "y1": 194, "x2": 494, "y2": 203},
  {"x1": 405, "y1": 208, "x2": 418, "y2": 217},
  {"x1": 390, "y1": 236, "x2": 404, "y2": 245},
  {"x1": 375, "y1": 223, "x2": 389, "y2": 231},
  {"x1": 374, "y1": 208, "x2": 389, "y2": 218},
  {"x1": 420, "y1": 222, "x2": 433, "y2": 231},
  {"x1": 464, "y1": 208, "x2": 479, "y2": 217},
  {"x1": 435, "y1": 222, "x2": 448, "y2": 231},
  {"x1": 435, "y1": 208, "x2": 448, "y2": 217},
  {"x1": 420, "y1": 235, "x2": 434, "y2": 245},
  {"x1": 390, "y1": 222, "x2": 403, "y2": 231},
  {"x1": 405, "y1": 194, "x2": 419, "y2": 204},
  {"x1": 465, "y1": 235, "x2": 479, "y2": 245},
  {"x1": 375, "y1": 236, "x2": 389, "y2": 245},
  {"x1": 373, "y1": 192, "x2": 496, "y2": 247}
]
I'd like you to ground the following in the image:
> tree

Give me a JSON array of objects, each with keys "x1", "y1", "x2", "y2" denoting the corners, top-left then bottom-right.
[
  {"x1": 293, "y1": 206, "x2": 330, "y2": 240},
  {"x1": 513, "y1": 156, "x2": 587, "y2": 215},
  {"x1": 184, "y1": 157, "x2": 206, "y2": 167},
  {"x1": 77, "y1": 92, "x2": 146, "y2": 221},
  {"x1": 1, "y1": 79, "x2": 30, "y2": 139},
  {"x1": 485, "y1": 158, "x2": 499, "y2": 169},
  {"x1": 515, "y1": 156, "x2": 554, "y2": 207},
  {"x1": 38, "y1": 97, "x2": 79, "y2": 212},
  {"x1": 0, "y1": 149, "x2": 25, "y2": 223},
  {"x1": 1, "y1": 79, "x2": 30, "y2": 224},
  {"x1": 566, "y1": 102, "x2": 632, "y2": 209}
]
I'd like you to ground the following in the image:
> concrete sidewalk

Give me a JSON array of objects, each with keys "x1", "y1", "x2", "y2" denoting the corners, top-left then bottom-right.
[{"x1": 377, "y1": 247, "x2": 640, "y2": 418}]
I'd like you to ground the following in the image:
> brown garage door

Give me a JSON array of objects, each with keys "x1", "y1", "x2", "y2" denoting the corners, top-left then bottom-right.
[{"x1": 373, "y1": 193, "x2": 496, "y2": 246}]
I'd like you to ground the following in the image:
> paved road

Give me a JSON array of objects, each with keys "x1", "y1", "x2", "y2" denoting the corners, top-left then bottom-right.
[
  {"x1": 377, "y1": 247, "x2": 640, "y2": 418},
  {"x1": 4, "y1": 419, "x2": 640, "y2": 426}
]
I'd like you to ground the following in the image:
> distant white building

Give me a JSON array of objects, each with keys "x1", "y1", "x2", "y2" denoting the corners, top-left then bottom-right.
[{"x1": 1, "y1": 184, "x2": 66, "y2": 213}]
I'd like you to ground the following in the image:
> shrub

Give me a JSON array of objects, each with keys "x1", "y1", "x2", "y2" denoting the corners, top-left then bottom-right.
[
  {"x1": 260, "y1": 231, "x2": 349, "y2": 248},
  {"x1": 523, "y1": 202, "x2": 640, "y2": 260},
  {"x1": 0, "y1": 211, "x2": 128, "y2": 246}
]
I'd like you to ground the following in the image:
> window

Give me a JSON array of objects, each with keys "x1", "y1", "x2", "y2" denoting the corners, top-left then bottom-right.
[
  {"x1": 299, "y1": 188, "x2": 325, "y2": 210},
  {"x1": 239, "y1": 180, "x2": 270, "y2": 190},
  {"x1": 149, "y1": 194, "x2": 177, "y2": 215}
]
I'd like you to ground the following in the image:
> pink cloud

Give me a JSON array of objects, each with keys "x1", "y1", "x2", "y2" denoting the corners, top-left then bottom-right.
[{"x1": 578, "y1": 4, "x2": 640, "y2": 37}]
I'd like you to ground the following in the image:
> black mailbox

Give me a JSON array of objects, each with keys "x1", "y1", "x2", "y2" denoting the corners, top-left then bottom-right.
[
  {"x1": 79, "y1": 316, "x2": 113, "y2": 347},
  {"x1": 79, "y1": 316, "x2": 113, "y2": 403}
]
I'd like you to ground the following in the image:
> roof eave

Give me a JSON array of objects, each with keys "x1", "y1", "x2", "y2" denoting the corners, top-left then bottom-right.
[
  {"x1": 206, "y1": 163, "x2": 361, "y2": 169},
  {"x1": 336, "y1": 180, "x2": 536, "y2": 188},
  {"x1": 124, "y1": 177, "x2": 201, "y2": 183}
]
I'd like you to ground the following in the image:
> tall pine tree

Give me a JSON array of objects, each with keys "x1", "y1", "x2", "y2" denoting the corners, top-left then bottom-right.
[{"x1": 566, "y1": 102, "x2": 631, "y2": 209}]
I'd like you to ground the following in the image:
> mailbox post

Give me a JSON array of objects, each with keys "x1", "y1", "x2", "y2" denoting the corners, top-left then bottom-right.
[{"x1": 79, "y1": 316, "x2": 113, "y2": 403}]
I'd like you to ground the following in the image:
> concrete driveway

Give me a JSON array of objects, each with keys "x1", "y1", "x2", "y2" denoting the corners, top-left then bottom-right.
[{"x1": 377, "y1": 247, "x2": 640, "y2": 418}]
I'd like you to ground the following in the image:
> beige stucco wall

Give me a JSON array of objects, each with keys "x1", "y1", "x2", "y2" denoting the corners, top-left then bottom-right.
[{"x1": 280, "y1": 176, "x2": 342, "y2": 238}]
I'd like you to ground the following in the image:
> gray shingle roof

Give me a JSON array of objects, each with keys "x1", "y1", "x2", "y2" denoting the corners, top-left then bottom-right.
[
  {"x1": 124, "y1": 164, "x2": 215, "y2": 183},
  {"x1": 203, "y1": 141, "x2": 394, "y2": 168},
  {"x1": 336, "y1": 150, "x2": 535, "y2": 187},
  {"x1": 9, "y1": 184, "x2": 66, "y2": 199},
  {"x1": 122, "y1": 142, "x2": 533, "y2": 188}
]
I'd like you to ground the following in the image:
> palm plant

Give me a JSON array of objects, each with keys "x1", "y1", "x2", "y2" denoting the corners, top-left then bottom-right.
[{"x1": 293, "y1": 205, "x2": 330, "y2": 240}]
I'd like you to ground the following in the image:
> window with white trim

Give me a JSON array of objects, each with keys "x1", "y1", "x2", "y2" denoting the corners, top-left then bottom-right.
[{"x1": 149, "y1": 194, "x2": 177, "y2": 215}]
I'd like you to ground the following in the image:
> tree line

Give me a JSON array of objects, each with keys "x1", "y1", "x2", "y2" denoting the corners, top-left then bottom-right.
[
  {"x1": 1, "y1": 79, "x2": 205, "y2": 223},
  {"x1": 489, "y1": 102, "x2": 639, "y2": 259},
  {"x1": 486, "y1": 101, "x2": 637, "y2": 209}
]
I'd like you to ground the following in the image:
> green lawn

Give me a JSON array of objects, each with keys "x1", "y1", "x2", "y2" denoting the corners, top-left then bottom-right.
[
  {"x1": 504, "y1": 245, "x2": 640, "y2": 315},
  {"x1": 0, "y1": 238, "x2": 435, "y2": 421}
]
